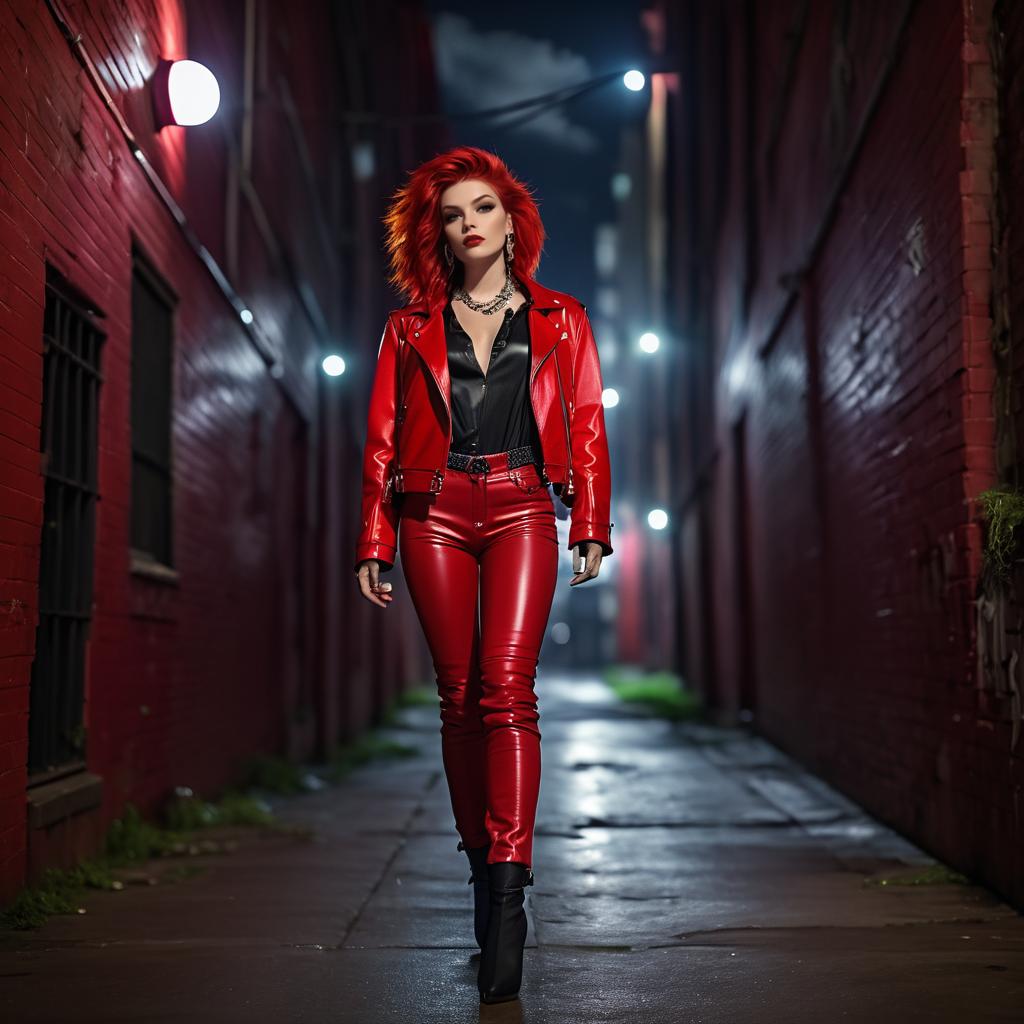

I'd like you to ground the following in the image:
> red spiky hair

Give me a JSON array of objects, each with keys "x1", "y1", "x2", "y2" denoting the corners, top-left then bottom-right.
[{"x1": 382, "y1": 145, "x2": 546, "y2": 310}]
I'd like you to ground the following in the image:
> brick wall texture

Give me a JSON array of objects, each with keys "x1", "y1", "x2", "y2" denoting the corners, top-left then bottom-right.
[
  {"x1": 666, "y1": 0, "x2": 1022, "y2": 907},
  {"x1": 0, "y1": 0, "x2": 438, "y2": 902}
]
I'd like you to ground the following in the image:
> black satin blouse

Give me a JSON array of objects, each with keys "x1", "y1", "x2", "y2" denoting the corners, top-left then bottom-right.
[{"x1": 445, "y1": 289, "x2": 543, "y2": 459}]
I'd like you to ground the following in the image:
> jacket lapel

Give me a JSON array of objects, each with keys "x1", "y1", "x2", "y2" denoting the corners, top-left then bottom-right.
[
  {"x1": 528, "y1": 304, "x2": 565, "y2": 383},
  {"x1": 524, "y1": 279, "x2": 572, "y2": 384},
  {"x1": 401, "y1": 309, "x2": 449, "y2": 414}
]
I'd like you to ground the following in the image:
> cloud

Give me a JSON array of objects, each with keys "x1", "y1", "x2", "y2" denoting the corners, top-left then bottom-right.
[{"x1": 430, "y1": 12, "x2": 600, "y2": 153}]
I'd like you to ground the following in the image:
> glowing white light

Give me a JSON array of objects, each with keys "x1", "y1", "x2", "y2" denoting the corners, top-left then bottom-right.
[
  {"x1": 167, "y1": 60, "x2": 220, "y2": 125},
  {"x1": 638, "y1": 331, "x2": 660, "y2": 353},
  {"x1": 602, "y1": 388, "x2": 619, "y2": 408},
  {"x1": 648, "y1": 508, "x2": 669, "y2": 530},
  {"x1": 322, "y1": 354, "x2": 346, "y2": 377},
  {"x1": 239, "y1": 308, "x2": 254, "y2": 324},
  {"x1": 550, "y1": 622, "x2": 571, "y2": 645},
  {"x1": 351, "y1": 140, "x2": 376, "y2": 182},
  {"x1": 623, "y1": 70, "x2": 646, "y2": 92}
]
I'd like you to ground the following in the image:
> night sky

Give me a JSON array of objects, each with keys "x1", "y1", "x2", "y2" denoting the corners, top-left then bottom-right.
[{"x1": 422, "y1": 1, "x2": 650, "y2": 302}]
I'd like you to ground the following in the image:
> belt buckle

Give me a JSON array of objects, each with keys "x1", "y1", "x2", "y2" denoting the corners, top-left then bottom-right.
[{"x1": 468, "y1": 456, "x2": 490, "y2": 475}]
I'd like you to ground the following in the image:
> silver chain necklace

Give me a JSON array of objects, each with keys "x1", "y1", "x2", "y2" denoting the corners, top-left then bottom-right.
[{"x1": 452, "y1": 266, "x2": 516, "y2": 315}]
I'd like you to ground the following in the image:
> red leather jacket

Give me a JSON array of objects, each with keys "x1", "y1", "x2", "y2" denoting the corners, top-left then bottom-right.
[{"x1": 354, "y1": 278, "x2": 614, "y2": 573}]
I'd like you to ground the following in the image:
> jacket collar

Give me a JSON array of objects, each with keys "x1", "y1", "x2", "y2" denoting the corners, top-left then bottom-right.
[{"x1": 396, "y1": 277, "x2": 571, "y2": 412}]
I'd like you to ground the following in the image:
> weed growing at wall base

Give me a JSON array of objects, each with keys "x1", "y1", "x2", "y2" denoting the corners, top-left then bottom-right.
[{"x1": 976, "y1": 486, "x2": 1024, "y2": 582}]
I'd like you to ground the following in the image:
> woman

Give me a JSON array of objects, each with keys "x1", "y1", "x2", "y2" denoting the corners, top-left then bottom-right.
[{"x1": 353, "y1": 146, "x2": 614, "y2": 1004}]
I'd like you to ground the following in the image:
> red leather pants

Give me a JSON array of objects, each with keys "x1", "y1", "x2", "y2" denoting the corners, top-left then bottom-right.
[{"x1": 398, "y1": 455, "x2": 558, "y2": 867}]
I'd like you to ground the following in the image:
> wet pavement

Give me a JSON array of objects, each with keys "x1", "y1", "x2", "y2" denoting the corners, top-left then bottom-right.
[{"x1": 3, "y1": 671, "x2": 1023, "y2": 1022}]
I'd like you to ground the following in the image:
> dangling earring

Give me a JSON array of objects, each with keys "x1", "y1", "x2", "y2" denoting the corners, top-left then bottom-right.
[
  {"x1": 444, "y1": 243, "x2": 455, "y2": 270},
  {"x1": 505, "y1": 231, "x2": 515, "y2": 264}
]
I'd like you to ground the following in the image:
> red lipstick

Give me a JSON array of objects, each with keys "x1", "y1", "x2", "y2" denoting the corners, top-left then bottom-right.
[{"x1": 463, "y1": 235, "x2": 484, "y2": 247}]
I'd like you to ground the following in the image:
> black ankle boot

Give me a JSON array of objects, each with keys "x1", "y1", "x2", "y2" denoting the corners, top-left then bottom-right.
[
  {"x1": 477, "y1": 861, "x2": 534, "y2": 1004},
  {"x1": 457, "y1": 840, "x2": 491, "y2": 949}
]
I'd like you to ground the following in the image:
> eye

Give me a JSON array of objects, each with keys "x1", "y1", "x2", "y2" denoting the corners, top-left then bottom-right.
[{"x1": 478, "y1": 203, "x2": 494, "y2": 212}]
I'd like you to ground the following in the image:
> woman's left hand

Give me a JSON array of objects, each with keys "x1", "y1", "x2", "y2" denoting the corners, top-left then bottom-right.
[{"x1": 569, "y1": 542, "x2": 603, "y2": 586}]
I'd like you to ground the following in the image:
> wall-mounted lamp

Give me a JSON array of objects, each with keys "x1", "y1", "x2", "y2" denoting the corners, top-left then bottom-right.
[{"x1": 152, "y1": 58, "x2": 221, "y2": 128}]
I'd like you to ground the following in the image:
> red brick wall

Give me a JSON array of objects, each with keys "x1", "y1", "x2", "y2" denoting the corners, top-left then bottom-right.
[
  {"x1": 664, "y1": 0, "x2": 1021, "y2": 905},
  {"x1": 994, "y1": 0, "x2": 1024, "y2": 482},
  {"x1": 0, "y1": 0, "x2": 439, "y2": 902}
]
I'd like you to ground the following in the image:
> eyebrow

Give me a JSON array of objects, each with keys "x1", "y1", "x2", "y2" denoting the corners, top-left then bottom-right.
[{"x1": 441, "y1": 194, "x2": 495, "y2": 210}]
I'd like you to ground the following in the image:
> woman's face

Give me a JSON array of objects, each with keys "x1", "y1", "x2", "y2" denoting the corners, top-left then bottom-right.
[{"x1": 440, "y1": 178, "x2": 513, "y2": 268}]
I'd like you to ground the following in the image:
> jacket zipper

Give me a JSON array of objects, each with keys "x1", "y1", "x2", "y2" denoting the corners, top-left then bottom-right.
[
  {"x1": 553, "y1": 340, "x2": 574, "y2": 497},
  {"x1": 386, "y1": 341, "x2": 409, "y2": 503},
  {"x1": 529, "y1": 342, "x2": 558, "y2": 483}
]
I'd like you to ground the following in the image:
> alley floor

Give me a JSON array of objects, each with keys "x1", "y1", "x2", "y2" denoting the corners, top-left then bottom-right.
[{"x1": 2, "y1": 672, "x2": 1023, "y2": 1022}]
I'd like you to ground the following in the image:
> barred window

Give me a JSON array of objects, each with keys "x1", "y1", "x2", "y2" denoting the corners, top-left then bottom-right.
[{"x1": 28, "y1": 268, "x2": 105, "y2": 779}]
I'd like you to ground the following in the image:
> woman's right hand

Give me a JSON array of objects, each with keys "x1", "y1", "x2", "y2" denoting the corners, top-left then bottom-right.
[{"x1": 356, "y1": 559, "x2": 394, "y2": 609}]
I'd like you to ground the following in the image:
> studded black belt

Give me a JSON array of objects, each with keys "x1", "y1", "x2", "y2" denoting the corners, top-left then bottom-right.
[{"x1": 446, "y1": 444, "x2": 541, "y2": 475}]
